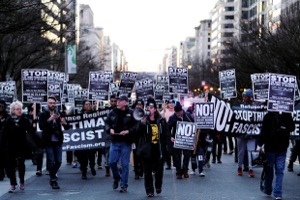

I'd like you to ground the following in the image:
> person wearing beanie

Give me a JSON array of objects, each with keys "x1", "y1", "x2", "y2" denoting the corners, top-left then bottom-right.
[
  {"x1": 136, "y1": 97, "x2": 168, "y2": 197},
  {"x1": 237, "y1": 88, "x2": 257, "y2": 178},
  {"x1": 132, "y1": 98, "x2": 145, "y2": 179},
  {"x1": 168, "y1": 102, "x2": 194, "y2": 179}
]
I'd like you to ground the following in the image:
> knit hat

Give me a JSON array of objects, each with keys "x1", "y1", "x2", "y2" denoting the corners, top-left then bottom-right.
[
  {"x1": 174, "y1": 102, "x2": 183, "y2": 112},
  {"x1": 146, "y1": 97, "x2": 157, "y2": 108},
  {"x1": 242, "y1": 89, "x2": 253, "y2": 98}
]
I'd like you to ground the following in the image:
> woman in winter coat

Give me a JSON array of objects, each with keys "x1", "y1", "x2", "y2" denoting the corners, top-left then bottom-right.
[
  {"x1": 2, "y1": 101, "x2": 35, "y2": 192},
  {"x1": 136, "y1": 98, "x2": 168, "y2": 197}
]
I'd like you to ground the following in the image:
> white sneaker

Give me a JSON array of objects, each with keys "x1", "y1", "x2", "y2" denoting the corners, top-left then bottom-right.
[
  {"x1": 199, "y1": 172, "x2": 205, "y2": 177},
  {"x1": 189, "y1": 171, "x2": 195, "y2": 175}
]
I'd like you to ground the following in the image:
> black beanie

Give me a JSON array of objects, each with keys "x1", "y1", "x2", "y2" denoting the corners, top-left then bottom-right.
[{"x1": 174, "y1": 102, "x2": 183, "y2": 112}]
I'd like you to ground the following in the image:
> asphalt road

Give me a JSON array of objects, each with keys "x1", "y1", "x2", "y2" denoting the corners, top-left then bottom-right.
[{"x1": 0, "y1": 152, "x2": 299, "y2": 200}]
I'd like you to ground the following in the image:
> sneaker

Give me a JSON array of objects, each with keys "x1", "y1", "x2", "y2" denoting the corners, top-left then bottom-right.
[
  {"x1": 297, "y1": 172, "x2": 300, "y2": 176},
  {"x1": 20, "y1": 183, "x2": 25, "y2": 190},
  {"x1": 50, "y1": 181, "x2": 60, "y2": 189},
  {"x1": 165, "y1": 166, "x2": 171, "y2": 170},
  {"x1": 36, "y1": 170, "x2": 42, "y2": 176},
  {"x1": 134, "y1": 175, "x2": 139, "y2": 179},
  {"x1": 91, "y1": 168, "x2": 96, "y2": 176},
  {"x1": 98, "y1": 164, "x2": 103, "y2": 169},
  {"x1": 223, "y1": 151, "x2": 227, "y2": 154},
  {"x1": 248, "y1": 170, "x2": 255, "y2": 178},
  {"x1": 287, "y1": 165, "x2": 293, "y2": 172},
  {"x1": 156, "y1": 188, "x2": 162, "y2": 194},
  {"x1": 237, "y1": 167, "x2": 243, "y2": 176},
  {"x1": 119, "y1": 187, "x2": 127, "y2": 193},
  {"x1": 217, "y1": 160, "x2": 222, "y2": 164},
  {"x1": 72, "y1": 162, "x2": 77, "y2": 168},
  {"x1": 199, "y1": 172, "x2": 205, "y2": 177},
  {"x1": 8, "y1": 185, "x2": 16, "y2": 193},
  {"x1": 147, "y1": 193, "x2": 154, "y2": 197},
  {"x1": 274, "y1": 197, "x2": 282, "y2": 200},
  {"x1": 113, "y1": 180, "x2": 119, "y2": 189},
  {"x1": 212, "y1": 159, "x2": 216, "y2": 164},
  {"x1": 189, "y1": 170, "x2": 196, "y2": 175},
  {"x1": 205, "y1": 163, "x2": 211, "y2": 168}
]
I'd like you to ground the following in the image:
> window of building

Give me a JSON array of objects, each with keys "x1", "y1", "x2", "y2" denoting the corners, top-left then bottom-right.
[
  {"x1": 225, "y1": 7, "x2": 234, "y2": 11},
  {"x1": 223, "y1": 24, "x2": 234, "y2": 28},
  {"x1": 208, "y1": 38, "x2": 211, "y2": 42},
  {"x1": 224, "y1": 15, "x2": 234, "y2": 20},
  {"x1": 208, "y1": 45, "x2": 210, "y2": 49}
]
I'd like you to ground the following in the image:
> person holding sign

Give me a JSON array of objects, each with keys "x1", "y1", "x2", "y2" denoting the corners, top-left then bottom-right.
[
  {"x1": 39, "y1": 96, "x2": 71, "y2": 190},
  {"x1": 237, "y1": 89, "x2": 256, "y2": 177},
  {"x1": 1, "y1": 101, "x2": 36, "y2": 192},
  {"x1": 168, "y1": 102, "x2": 194, "y2": 179},
  {"x1": 136, "y1": 98, "x2": 168, "y2": 197},
  {"x1": 0, "y1": 100, "x2": 9, "y2": 181},
  {"x1": 257, "y1": 111, "x2": 295, "y2": 200},
  {"x1": 76, "y1": 100, "x2": 97, "y2": 180},
  {"x1": 105, "y1": 95, "x2": 136, "y2": 193}
]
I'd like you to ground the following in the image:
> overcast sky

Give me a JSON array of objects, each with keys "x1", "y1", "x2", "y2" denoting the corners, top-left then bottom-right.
[{"x1": 79, "y1": 0, "x2": 217, "y2": 72}]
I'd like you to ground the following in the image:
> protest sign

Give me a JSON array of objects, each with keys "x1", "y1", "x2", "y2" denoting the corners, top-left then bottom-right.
[
  {"x1": 119, "y1": 72, "x2": 137, "y2": 97},
  {"x1": 195, "y1": 102, "x2": 214, "y2": 129},
  {"x1": 88, "y1": 71, "x2": 112, "y2": 100},
  {"x1": 135, "y1": 78, "x2": 154, "y2": 100},
  {"x1": 219, "y1": 69, "x2": 237, "y2": 99},
  {"x1": 251, "y1": 73, "x2": 269, "y2": 101},
  {"x1": 174, "y1": 121, "x2": 197, "y2": 150},
  {"x1": 168, "y1": 67, "x2": 188, "y2": 94}
]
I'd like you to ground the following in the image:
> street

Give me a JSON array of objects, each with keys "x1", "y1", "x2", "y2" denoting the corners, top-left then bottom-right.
[{"x1": 0, "y1": 152, "x2": 299, "y2": 200}]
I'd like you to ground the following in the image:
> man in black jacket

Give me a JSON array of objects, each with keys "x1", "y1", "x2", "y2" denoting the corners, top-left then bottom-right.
[
  {"x1": 39, "y1": 96, "x2": 70, "y2": 189},
  {"x1": 168, "y1": 102, "x2": 194, "y2": 179},
  {"x1": 105, "y1": 95, "x2": 136, "y2": 193},
  {"x1": 257, "y1": 111, "x2": 295, "y2": 200}
]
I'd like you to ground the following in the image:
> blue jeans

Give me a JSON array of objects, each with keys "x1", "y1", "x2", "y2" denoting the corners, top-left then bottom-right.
[
  {"x1": 45, "y1": 143, "x2": 62, "y2": 181},
  {"x1": 264, "y1": 152, "x2": 286, "y2": 198},
  {"x1": 197, "y1": 147, "x2": 206, "y2": 174},
  {"x1": 109, "y1": 142, "x2": 131, "y2": 189}
]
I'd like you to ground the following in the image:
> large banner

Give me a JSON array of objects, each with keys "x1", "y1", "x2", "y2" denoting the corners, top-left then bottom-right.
[
  {"x1": 135, "y1": 78, "x2": 154, "y2": 100},
  {"x1": 174, "y1": 121, "x2": 197, "y2": 150},
  {"x1": 267, "y1": 73, "x2": 296, "y2": 113},
  {"x1": 22, "y1": 69, "x2": 48, "y2": 103},
  {"x1": 62, "y1": 109, "x2": 110, "y2": 151},
  {"x1": 119, "y1": 72, "x2": 137, "y2": 97},
  {"x1": 168, "y1": 67, "x2": 188, "y2": 94},
  {"x1": 66, "y1": 44, "x2": 76, "y2": 74},
  {"x1": 48, "y1": 71, "x2": 66, "y2": 103},
  {"x1": 88, "y1": 71, "x2": 112, "y2": 100},
  {"x1": 219, "y1": 69, "x2": 237, "y2": 99},
  {"x1": 251, "y1": 73, "x2": 269, "y2": 101},
  {"x1": 0, "y1": 81, "x2": 16, "y2": 104}
]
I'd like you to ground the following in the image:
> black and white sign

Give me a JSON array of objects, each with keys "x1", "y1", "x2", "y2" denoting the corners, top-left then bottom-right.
[
  {"x1": 0, "y1": 81, "x2": 16, "y2": 104},
  {"x1": 88, "y1": 71, "x2": 112, "y2": 100},
  {"x1": 267, "y1": 73, "x2": 296, "y2": 113},
  {"x1": 110, "y1": 82, "x2": 120, "y2": 96},
  {"x1": 119, "y1": 72, "x2": 137, "y2": 97},
  {"x1": 22, "y1": 69, "x2": 48, "y2": 103},
  {"x1": 174, "y1": 121, "x2": 197, "y2": 150},
  {"x1": 135, "y1": 78, "x2": 154, "y2": 100},
  {"x1": 168, "y1": 67, "x2": 188, "y2": 94},
  {"x1": 195, "y1": 102, "x2": 214, "y2": 129},
  {"x1": 251, "y1": 73, "x2": 270, "y2": 101},
  {"x1": 47, "y1": 71, "x2": 66, "y2": 103},
  {"x1": 67, "y1": 84, "x2": 81, "y2": 104},
  {"x1": 219, "y1": 69, "x2": 237, "y2": 99},
  {"x1": 62, "y1": 109, "x2": 110, "y2": 151}
]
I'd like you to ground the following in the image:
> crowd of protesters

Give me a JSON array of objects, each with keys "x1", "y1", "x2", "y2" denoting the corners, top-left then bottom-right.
[{"x1": 0, "y1": 89, "x2": 298, "y2": 200}]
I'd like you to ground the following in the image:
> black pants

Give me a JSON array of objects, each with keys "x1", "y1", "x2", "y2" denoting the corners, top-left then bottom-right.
[
  {"x1": 133, "y1": 149, "x2": 143, "y2": 176},
  {"x1": 77, "y1": 150, "x2": 96, "y2": 175},
  {"x1": 6, "y1": 156, "x2": 25, "y2": 185},
  {"x1": 0, "y1": 156, "x2": 6, "y2": 179},
  {"x1": 223, "y1": 135, "x2": 234, "y2": 153},
  {"x1": 173, "y1": 148, "x2": 191, "y2": 175},
  {"x1": 34, "y1": 148, "x2": 45, "y2": 171},
  {"x1": 66, "y1": 151, "x2": 73, "y2": 164},
  {"x1": 212, "y1": 138, "x2": 222, "y2": 161},
  {"x1": 142, "y1": 155, "x2": 164, "y2": 194}
]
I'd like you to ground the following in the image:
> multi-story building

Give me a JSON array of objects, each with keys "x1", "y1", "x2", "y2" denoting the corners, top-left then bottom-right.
[
  {"x1": 179, "y1": 37, "x2": 196, "y2": 67},
  {"x1": 194, "y1": 19, "x2": 212, "y2": 62},
  {"x1": 162, "y1": 46, "x2": 178, "y2": 73},
  {"x1": 103, "y1": 36, "x2": 113, "y2": 71},
  {"x1": 210, "y1": 0, "x2": 235, "y2": 68}
]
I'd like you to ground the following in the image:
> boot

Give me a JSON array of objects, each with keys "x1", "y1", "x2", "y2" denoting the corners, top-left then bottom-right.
[
  {"x1": 105, "y1": 166, "x2": 110, "y2": 177},
  {"x1": 287, "y1": 162, "x2": 293, "y2": 172}
]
